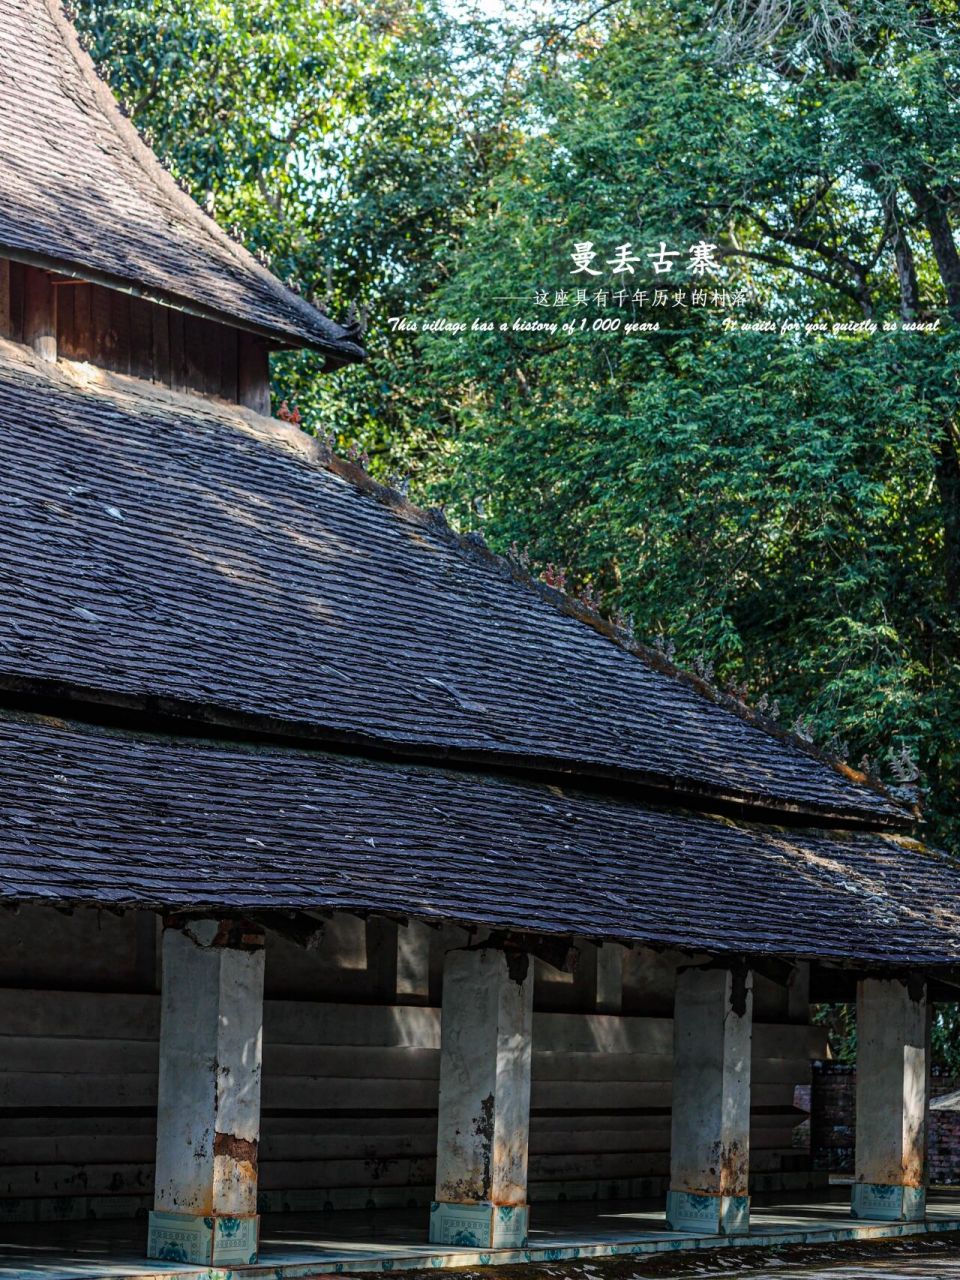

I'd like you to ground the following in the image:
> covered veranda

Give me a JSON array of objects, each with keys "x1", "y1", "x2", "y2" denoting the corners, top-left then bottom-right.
[{"x1": 3, "y1": 713, "x2": 960, "y2": 1274}]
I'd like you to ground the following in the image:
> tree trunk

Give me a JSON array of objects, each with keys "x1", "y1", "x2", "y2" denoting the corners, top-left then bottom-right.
[
  {"x1": 935, "y1": 419, "x2": 960, "y2": 611},
  {"x1": 904, "y1": 181, "x2": 960, "y2": 610},
  {"x1": 906, "y1": 181, "x2": 960, "y2": 322},
  {"x1": 884, "y1": 193, "x2": 921, "y2": 321}
]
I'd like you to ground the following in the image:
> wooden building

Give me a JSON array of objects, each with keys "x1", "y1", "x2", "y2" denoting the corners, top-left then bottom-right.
[{"x1": 1, "y1": 0, "x2": 960, "y2": 1274}]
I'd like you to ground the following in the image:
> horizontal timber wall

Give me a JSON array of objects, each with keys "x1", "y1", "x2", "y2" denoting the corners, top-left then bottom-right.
[
  {"x1": 0, "y1": 988, "x2": 823, "y2": 1224},
  {"x1": 0, "y1": 907, "x2": 823, "y2": 1223}
]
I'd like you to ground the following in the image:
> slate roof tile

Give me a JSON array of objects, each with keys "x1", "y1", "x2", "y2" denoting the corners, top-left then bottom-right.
[
  {"x1": 0, "y1": 340, "x2": 905, "y2": 825},
  {"x1": 0, "y1": 710, "x2": 956, "y2": 965},
  {"x1": 0, "y1": 0, "x2": 363, "y2": 359}
]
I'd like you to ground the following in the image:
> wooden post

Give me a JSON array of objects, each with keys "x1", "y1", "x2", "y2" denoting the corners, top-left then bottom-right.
[{"x1": 22, "y1": 266, "x2": 56, "y2": 361}]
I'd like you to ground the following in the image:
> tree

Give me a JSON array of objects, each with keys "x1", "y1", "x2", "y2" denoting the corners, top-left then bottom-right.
[{"x1": 406, "y1": 0, "x2": 960, "y2": 842}]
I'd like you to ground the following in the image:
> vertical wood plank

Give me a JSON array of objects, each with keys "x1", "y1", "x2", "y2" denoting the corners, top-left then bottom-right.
[
  {"x1": 128, "y1": 297, "x2": 154, "y2": 381},
  {"x1": 168, "y1": 309, "x2": 186, "y2": 391},
  {"x1": 55, "y1": 283, "x2": 76, "y2": 358},
  {"x1": 7, "y1": 261, "x2": 25, "y2": 341},
  {"x1": 238, "y1": 332, "x2": 271, "y2": 415},
  {"x1": 22, "y1": 266, "x2": 57, "y2": 362},
  {"x1": 201, "y1": 318, "x2": 223, "y2": 396},
  {"x1": 109, "y1": 290, "x2": 131, "y2": 376},
  {"x1": 181, "y1": 313, "x2": 227, "y2": 397},
  {"x1": 182, "y1": 314, "x2": 206, "y2": 393},
  {"x1": 91, "y1": 284, "x2": 113, "y2": 368},
  {"x1": 0, "y1": 258, "x2": 11, "y2": 338},
  {"x1": 72, "y1": 284, "x2": 93, "y2": 361},
  {"x1": 218, "y1": 327, "x2": 239, "y2": 402},
  {"x1": 200, "y1": 318, "x2": 215, "y2": 396},
  {"x1": 397, "y1": 921, "x2": 432, "y2": 1004},
  {"x1": 152, "y1": 304, "x2": 171, "y2": 386},
  {"x1": 367, "y1": 919, "x2": 399, "y2": 1003}
]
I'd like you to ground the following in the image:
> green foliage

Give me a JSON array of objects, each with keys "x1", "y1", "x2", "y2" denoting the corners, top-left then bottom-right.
[
  {"x1": 74, "y1": 0, "x2": 960, "y2": 844},
  {"x1": 73, "y1": 0, "x2": 498, "y2": 461},
  {"x1": 934, "y1": 1005, "x2": 960, "y2": 1074},
  {"x1": 812, "y1": 1003, "x2": 857, "y2": 1064},
  {"x1": 815, "y1": 1002, "x2": 960, "y2": 1073}
]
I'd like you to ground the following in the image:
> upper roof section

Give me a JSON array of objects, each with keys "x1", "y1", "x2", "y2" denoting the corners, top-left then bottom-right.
[
  {"x1": 0, "y1": 0, "x2": 364, "y2": 362},
  {"x1": 0, "y1": 338, "x2": 908, "y2": 829}
]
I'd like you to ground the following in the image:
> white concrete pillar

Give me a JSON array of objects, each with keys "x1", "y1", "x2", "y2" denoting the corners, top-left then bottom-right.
[
  {"x1": 147, "y1": 918, "x2": 265, "y2": 1265},
  {"x1": 851, "y1": 976, "x2": 928, "y2": 1222},
  {"x1": 666, "y1": 963, "x2": 753, "y2": 1235},
  {"x1": 429, "y1": 946, "x2": 533, "y2": 1249}
]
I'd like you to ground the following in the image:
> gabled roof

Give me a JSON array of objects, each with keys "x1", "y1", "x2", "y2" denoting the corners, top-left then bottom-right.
[
  {"x1": 1, "y1": 709, "x2": 955, "y2": 965},
  {"x1": 0, "y1": 339, "x2": 906, "y2": 828},
  {"x1": 0, "y1": 0, "x2": 363, "y2": 361}
]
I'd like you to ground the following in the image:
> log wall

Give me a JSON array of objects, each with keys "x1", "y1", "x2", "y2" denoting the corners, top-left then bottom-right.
[{"x1": 0, "y1": 906, "x2": 825, "y2": 1224}]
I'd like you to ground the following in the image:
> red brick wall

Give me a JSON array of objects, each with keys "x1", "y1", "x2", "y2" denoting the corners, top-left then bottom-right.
[
  {"x1": 810, "y1": 1061, "x2": 855, "y2": 1172},
  {"x1": 810, "y1": 1062, "x2": 960, "y2": 1184}
]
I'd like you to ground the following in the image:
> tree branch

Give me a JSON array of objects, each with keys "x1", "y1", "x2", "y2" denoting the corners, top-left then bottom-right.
[{"x1": 717, "y1": 245, "x2": 869, "y2": 307}]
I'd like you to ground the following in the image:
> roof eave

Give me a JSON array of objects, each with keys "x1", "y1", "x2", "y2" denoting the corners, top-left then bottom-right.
[{"x1": 0, "y1": 677, "x2": 914, "y2": 834}]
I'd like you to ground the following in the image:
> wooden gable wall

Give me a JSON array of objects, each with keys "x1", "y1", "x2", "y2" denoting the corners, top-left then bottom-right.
[{"x1": 0, "y1": 259, "x2": 271, "y2": 414}]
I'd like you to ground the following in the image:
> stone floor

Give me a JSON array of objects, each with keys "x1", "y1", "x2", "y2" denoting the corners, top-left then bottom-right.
[{"x1": 3, "y1": 1194, "x2": 960, "y2": 1280}]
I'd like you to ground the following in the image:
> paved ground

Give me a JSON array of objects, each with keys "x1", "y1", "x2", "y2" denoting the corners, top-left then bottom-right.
[
  {"x1": 378, "y1": 1233, "x2": 960, "y2": 1280},
  {"x1": 4, "y1": 1196, "x2": 960, "y2": 1280}
]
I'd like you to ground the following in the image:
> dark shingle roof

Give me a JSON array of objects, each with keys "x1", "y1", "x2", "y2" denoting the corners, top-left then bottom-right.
[
  {"x1": 1, "y1": 709, "x2": 956, "y2": 965},
  {"x1": 0, "y1": 340, "x2": 905, "y2": 826},
  {"x1": 0, "y1": 0, "x2": 363, "y2": 360}
]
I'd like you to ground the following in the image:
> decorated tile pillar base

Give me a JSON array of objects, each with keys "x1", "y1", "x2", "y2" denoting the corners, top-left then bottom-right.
[
  {"x1": 429, "y1": 1201, "x2": 529, "y2": 1249},
  {"x1": 146, "y1": 1209, "x2": 260, "y2": 1264},
  {"x1": 666, "y1": 1190, "x2": 750, "y2": 1235},
  {"x1": 851, "y1": 1183, "x2": 926, "y2": 1222}
]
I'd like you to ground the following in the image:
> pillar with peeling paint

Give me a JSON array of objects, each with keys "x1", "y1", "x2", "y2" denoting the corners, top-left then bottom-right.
[
  {"x1": 147, "y1": 918, "x2": 265, "y2": 1265},
  {"x1": 851, "y1": 976, "x2": 928, "y2": 1222},
  {"x1": 666, "y1": 963, "x2": 753, "y2": 1235},
  {"x1": 429, "y1": 946, "x2": 533, "y2": 1249}
]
